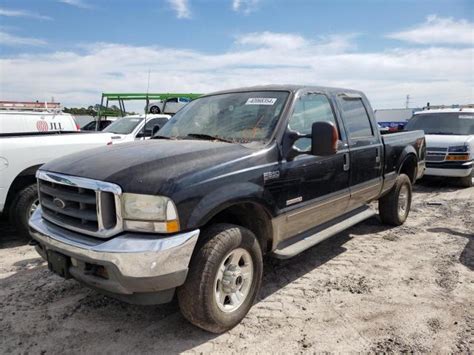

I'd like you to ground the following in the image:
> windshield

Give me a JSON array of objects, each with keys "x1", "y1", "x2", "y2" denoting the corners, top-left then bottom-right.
[
  {"x1": 157, "y1": 91, "x2": 289, "y2": 143},
  {"x1": 103, "y1": 116, "x2": 143, "y2": 134},
  {"x1": 405, "y1": 112, "x2": 474, "y2": 135}
]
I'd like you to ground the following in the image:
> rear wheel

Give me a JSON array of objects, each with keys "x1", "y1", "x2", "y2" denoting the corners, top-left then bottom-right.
[
  {"x1": 379, "y1": 174, "x2": 412, "y2": 226},
  {"x1": 9, "y1": 184, "x2": 38, "y2": 238},
  {"x1": 458, "y1": 171, "x2": 473, "y2": 188},
  {"x1": 177, "y1": 223, "x2": 263, "y2": 333}
]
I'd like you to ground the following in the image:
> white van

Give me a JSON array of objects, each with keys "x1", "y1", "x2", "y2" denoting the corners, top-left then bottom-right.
[
  {"x1": 0, "y1": 110, "x2": 79, "y2": 134},
  {"x1": 103, "y1": 114, "x2": 171, "y2": 143},
  {"x1": 405, "y1": 108, "x2": 474, "y2": 187}
]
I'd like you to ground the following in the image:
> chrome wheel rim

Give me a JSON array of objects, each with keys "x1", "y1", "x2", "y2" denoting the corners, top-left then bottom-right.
[
  {"x1": 214, "y1": 248, "x2": 254, "y2": 313},
  {"x1": 29, "y1": 199, "x2": 39, "y2": 217},
  {"x1": 398, "y1": 185, "x2": 409, "y2": 219}
]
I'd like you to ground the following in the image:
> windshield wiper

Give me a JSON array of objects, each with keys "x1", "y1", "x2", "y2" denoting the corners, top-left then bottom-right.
[
  {"x1": 151, "y1": 135, "x2": 174, "y2": 140},
  {"x1": 185, "y1": 133, "x2": 233, "y2": 143}
]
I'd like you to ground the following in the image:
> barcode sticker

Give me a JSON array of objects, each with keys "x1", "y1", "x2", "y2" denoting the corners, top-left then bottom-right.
[{"x1": 246, "y1": 98, "x2": 277, "y2": 105}]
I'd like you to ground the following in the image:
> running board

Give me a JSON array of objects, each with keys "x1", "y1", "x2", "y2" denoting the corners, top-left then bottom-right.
[{"x1": 272, "y1": 207, "x2": 376, "y2": 259}]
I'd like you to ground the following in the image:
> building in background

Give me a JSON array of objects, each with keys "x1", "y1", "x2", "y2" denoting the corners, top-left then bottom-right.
[{"x1": 374, "y1": 108, "x2": 421, "y2": 132}]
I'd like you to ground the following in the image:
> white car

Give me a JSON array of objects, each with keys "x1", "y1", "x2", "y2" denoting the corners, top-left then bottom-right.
[
  {"x1": 405, "y1": 108, "x2": 474, "y2": 187},
  {"x1": 148, "y1": 97, "x2": 192, "y2": 114},
  {"x1": 0, "y1": 131, "x2": 114, "y2": 237},
  {"x1": 0, "y1": 110, "x2": 79, "y2": 133},
  {"x1": 103, "y1": 114, "x2": 170, "y2": 143}
]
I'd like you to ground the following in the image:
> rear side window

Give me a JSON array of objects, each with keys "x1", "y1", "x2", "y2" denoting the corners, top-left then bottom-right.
[{"x1": 339, "y1": 98, "x2": 373, "y2": 139}]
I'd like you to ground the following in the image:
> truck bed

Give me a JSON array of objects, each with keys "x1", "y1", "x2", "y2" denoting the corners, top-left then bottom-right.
[{"x1": 382, "y1": 129, "x2": 426, "y2": 179}]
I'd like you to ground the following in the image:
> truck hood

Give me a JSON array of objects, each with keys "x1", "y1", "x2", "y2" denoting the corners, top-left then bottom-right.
[
  {"x1": 41, "y1": 139, "x2": 255, "y2": 194},
  {"x1": 425, "y1": 134, "x2": 472, "y2": 149}
]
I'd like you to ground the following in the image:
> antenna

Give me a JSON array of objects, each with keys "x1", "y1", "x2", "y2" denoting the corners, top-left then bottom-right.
[{"x1": 143, "y1": 69, "x2": 151, "y2": 140}]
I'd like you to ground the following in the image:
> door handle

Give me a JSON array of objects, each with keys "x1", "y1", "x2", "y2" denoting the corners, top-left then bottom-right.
[
  {"x1": 375, "y1": 147, "x2": 381, "y2": 164},
  {"x1": 343, "y1": 153, "x2": 350, "y2": 171}
]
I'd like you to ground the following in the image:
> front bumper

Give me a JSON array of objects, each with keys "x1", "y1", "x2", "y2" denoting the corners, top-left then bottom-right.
[
  {"x1": 29, "y1": 207, "x2": 199, "y2": 304},
  {"x1": 425, "y1": 160, "x2": 473, "y2": 177}
]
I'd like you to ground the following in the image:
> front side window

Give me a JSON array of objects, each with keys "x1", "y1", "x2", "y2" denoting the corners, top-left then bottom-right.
[
  {"x1": 288, "y1": 93, "x2": 337, "y2": 150},
  {"x1": 158, "y1": 91, "x2": 289, "y2": 144},
  {"x1": 339, "y1": 98, "x2": 374, "y2": 139},
  {"x1": 137, "y1": 118, "x2": 168, "y2": 137}
]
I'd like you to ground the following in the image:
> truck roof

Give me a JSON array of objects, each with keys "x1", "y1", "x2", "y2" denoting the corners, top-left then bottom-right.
[{"x1": 203, "y1": 84, "x2": 365, "y2": 97}]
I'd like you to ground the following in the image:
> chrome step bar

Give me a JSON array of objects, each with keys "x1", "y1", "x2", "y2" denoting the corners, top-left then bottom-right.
[{"x1": 272, "y1": 207, "x2": 376, "y2": 259}]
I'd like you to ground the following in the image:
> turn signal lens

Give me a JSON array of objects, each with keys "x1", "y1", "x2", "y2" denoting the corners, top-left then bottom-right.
[
  {"x1": 166, "y1": 220, "x2": 180, "y2": 233},
  {"x1": 446, "y1": 154, "x2": 469, "y2": 161}
]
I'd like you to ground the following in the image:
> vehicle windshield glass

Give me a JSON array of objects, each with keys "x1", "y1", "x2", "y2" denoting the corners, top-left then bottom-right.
[
  {"x1": 103, "y1": 116, "x2": 143, "y2": 134},
  {"x1": 157, "y1": 91, "x2": 290, "y2": 144},
  {"x1": 405, "y1": 112, "x2": 474, "y2": 135}
]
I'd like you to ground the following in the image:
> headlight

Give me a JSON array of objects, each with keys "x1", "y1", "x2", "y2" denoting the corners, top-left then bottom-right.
[
  {"x1": 122, "y1": 193, "x2": 180, "y2": 233},
  {"x1": 448, "y1": 145, "x2": 469, "y2": 153}
]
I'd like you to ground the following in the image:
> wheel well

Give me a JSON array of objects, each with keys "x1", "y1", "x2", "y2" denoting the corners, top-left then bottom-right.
[
  {"x1": 206, "y1": 203, "x2": 273, "y2": 254},
  {"x1": 399, "y1": 154, "x2": 417, "y2": 183},
  {"x1": 4, "y1": 165, "x2": 41, "y2": 215}
]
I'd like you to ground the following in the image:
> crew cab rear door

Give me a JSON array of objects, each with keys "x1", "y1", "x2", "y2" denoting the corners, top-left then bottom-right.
[{"x1": 336, "y1": 93, "x2": 383, "y2": 209}]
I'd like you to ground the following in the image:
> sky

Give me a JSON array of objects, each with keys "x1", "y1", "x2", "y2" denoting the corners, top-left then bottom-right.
[{"x1": 0, "y1": 0, "x2": 473, "y2": 109}]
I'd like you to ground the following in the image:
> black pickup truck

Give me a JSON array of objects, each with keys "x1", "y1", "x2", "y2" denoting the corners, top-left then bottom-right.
[{"x1": 29, "y1": 85, "x2": 425, "y2": 333}]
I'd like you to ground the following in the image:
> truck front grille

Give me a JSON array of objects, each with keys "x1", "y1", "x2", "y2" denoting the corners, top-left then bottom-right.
[
  {"x1": 37, "y1": 171, "x2": 122, "y2": 238},
  {"x1": 426, "y1": 147, "x2": 447, "y2": 162}
]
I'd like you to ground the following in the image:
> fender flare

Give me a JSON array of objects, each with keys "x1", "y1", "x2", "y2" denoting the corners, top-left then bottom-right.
[
  {"x1": 186, "y1": 182, "x2": 274, "y2": 229},
  {"x1": 396, "y1": 147, "x2": 418, "y2": 182}
]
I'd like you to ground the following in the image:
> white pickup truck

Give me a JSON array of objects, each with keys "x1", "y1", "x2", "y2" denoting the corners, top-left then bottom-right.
[
  {"x1": 103, "y1": 114, "x2": 170, "y2": 143},
  {"x1": 0, "y1": 131, "x2": 114, "y2": 237}
]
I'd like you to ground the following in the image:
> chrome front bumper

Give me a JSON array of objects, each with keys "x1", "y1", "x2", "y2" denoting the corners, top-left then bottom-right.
[{"x1": 29, "y1": 207, "x2": 199, "y2": 303}]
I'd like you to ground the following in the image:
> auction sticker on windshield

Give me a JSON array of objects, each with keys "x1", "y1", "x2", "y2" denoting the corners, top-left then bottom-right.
[{"x1": 246, "y1": 98, "x2": 277, "y2": 105}]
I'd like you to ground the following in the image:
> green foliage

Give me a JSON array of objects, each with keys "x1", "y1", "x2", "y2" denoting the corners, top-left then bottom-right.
[
  {"x1": 63, "y1": 105, "x2": 134, "y2": 117},
  {"x1": 63, "y1": 106, "x2": 98, "y2": 117}
]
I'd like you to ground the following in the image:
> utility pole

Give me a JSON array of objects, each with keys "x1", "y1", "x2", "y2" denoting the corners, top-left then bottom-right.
[{"x1": 405, "y1": 94, "x2": 410, "y2": 108}]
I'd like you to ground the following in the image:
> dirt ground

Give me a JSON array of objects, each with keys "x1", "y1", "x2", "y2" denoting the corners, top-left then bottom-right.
[{"x1": 1, "y1": 178, "x2": 473, "y2": 354}]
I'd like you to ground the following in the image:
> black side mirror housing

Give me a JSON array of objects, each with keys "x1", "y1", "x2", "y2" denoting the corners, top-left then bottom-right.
[
  {"x1": 311, "y1": 121, "x2": 338, "y2": 156},
  {"x1": 152, "y1": 125, "x2": 160, "y2": 136}
]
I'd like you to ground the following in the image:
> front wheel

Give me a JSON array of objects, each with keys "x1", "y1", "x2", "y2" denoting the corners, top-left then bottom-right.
[
  {"x1": 378, "y1": 174, "x2": 412, "y2": 226},
  {"x1": 458, "y1": 171, "x2": 473, "y2": 188},
  {"x1": 177, "y1": 223, "x2": 263, "y2": 333},
  {"x1": 149, "y1": 106, "x2": 160, "y2": 114},
  {"x1": 9, "y1": 184, "x2": 39, "y2": 238}
]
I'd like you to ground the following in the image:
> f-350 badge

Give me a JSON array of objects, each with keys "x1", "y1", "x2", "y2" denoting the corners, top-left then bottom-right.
[{"x1": 263, "y1": 171, "x2": 280, "y2": 182}]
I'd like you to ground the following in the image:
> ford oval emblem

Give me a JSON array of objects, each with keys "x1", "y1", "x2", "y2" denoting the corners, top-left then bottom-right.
[{"x1": 53, "y1": 197, "x2": 66, "y2": 209}]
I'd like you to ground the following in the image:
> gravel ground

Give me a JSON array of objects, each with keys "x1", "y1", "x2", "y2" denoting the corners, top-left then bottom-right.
[{"x1": 1, "y1": 179, "x2": 473, "y2": 353}]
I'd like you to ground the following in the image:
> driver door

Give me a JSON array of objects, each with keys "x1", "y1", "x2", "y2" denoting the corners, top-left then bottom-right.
[{"x1": 278, "y1": 92, "x2": 351, "y2": 239}]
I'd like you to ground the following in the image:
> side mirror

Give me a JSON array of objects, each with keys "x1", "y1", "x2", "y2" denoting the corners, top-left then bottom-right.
[
  {"x1": 152, "y1": 125, "x2": 160, "y2": 136},
  {"x1": 311, "y1": 121, "x2": 339, "y2": 156}
]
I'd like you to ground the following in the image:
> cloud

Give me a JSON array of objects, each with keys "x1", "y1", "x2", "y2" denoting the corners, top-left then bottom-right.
[
  {"x1": 387, "y1": 15, "x2": 474, "y2": 45},
  {"x1": 236, "y1": 32, "x2": 308, "y2": 49},
  {"x1": 0, "y1": 31, "x2": 47, "y2": 46},
  {"x1": 0, "y1": 8, "x2": 52, "y2": 20},
  {"x1": 58, "y1": 0, "x2": 92, "y2": 9},
  {"x1": 1, "y1": 31, "x2": 472, "y2": 108},
  {"x1": 167, "y1": 0, "x2": 191, "y2": 19},
  {"x1": 232, "y1": 0, "x2": 261, "y2": 14}
]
